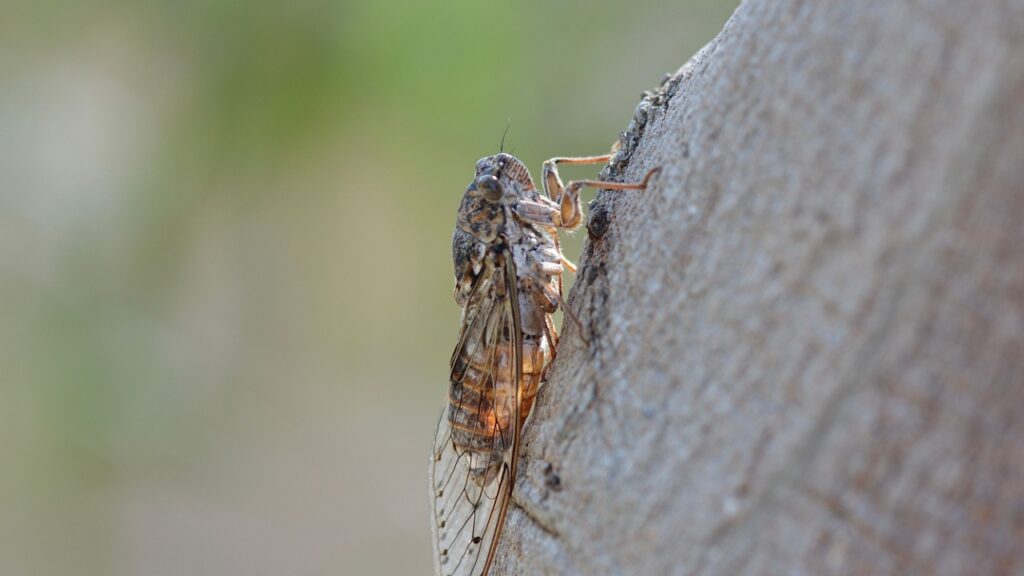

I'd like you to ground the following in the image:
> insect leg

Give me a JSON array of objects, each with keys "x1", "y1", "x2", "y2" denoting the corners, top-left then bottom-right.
[
  {"x1": 520, "y1": 275, "x2": 558, "y2": 314},
  {"x1": 544, "y1": 314, "x2": 559, "y2": 352},
  {"x1": 550, "y1": 166, "x2": 662, "y2": 230},
  {"x1": 541, "y1": 155, "x2": 611, "y2": 229},
  {"x1": 541, "y1": 155, "x2": 614, "y2": 201},
  {"x1": 514, "y1": 199, "x2": 579, "y2": 232},
  {"x1": 522, "y1": 274, "x2": 589, "y2": 345},
  {"x1": 550, "y1": 285, "x2": 588, "y2": 345}
]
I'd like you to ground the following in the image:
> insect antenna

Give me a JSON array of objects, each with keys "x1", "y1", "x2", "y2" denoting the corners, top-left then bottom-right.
[{"x1": 500, "y1": 119, "x2": 512, "y2": 153}]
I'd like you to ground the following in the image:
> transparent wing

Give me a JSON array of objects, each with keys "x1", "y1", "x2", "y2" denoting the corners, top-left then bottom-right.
[{"x1": 430, "y1": 258, "x2": 523, "y2": 576}]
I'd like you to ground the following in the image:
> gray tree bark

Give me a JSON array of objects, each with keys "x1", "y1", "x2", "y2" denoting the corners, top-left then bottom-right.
[{"x1": 496, "y1": 1, "x2": 1024, "y2": 574}]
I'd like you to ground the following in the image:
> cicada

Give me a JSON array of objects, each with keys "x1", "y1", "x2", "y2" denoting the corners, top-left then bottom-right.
[{"x1": 430, "y1": 151, "x2": 658, "y2": 576}]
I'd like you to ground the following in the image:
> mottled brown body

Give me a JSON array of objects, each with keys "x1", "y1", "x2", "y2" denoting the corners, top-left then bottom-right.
[
  {"x1": 448, "y1": 335, "x2": 548, "y2": 482},
  {"x1": 446, "y1": 154, "x2": 560, "y2": 485},
  {"x1": 431, "y1": 152, "x2": 658, "y2": 576}
]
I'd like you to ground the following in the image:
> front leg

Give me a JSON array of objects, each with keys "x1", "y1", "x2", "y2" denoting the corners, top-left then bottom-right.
[
  {"x1": 542, "y1": 155, "x2": 661, "y2": 230},
  {"x1": 513, "y1": 197, "x2": 562, "y2": 228},
  {"x1": 541, "y1": 155, "x2": 612, "y2": 230}
]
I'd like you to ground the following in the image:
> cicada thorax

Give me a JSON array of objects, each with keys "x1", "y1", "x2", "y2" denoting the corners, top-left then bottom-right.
[
  {"x1": 447, "y1": 293, "x2": 551, "y2": 486},
  {"x1": 491, "y1": 154, "x2": 534, "y2": 191}
]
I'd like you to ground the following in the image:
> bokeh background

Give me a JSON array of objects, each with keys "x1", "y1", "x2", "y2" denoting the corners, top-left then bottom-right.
[{"x1": 1, "y1": 1, "x2": 737, "y2": 574}]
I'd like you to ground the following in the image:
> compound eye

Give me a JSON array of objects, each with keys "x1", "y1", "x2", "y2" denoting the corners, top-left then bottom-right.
[{"x1": 476, "y1": 174, "x2": 503, "y2": 202}]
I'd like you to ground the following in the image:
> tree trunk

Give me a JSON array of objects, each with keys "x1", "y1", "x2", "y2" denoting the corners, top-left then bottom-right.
[{"x1": 497, "y1": 1, "x2": 1024, "y2": 574}]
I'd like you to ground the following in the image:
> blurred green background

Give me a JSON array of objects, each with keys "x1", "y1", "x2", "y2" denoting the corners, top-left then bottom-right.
[{"x1": 1, "y1": 1, "x2": 736, "y2": 574}]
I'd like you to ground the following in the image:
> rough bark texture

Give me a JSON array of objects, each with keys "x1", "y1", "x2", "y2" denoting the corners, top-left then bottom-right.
[{"x1": 496, "y1": 1, "x2": 1024, "y2": 575}]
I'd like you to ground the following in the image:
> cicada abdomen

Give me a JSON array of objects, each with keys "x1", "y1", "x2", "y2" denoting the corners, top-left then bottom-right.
[
  {"x1": 447, "y1": 311, "x2": 550, "y2": 485},
  {"x1": 431, "y1": 247, "x2": 553, "y2": 576}
]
